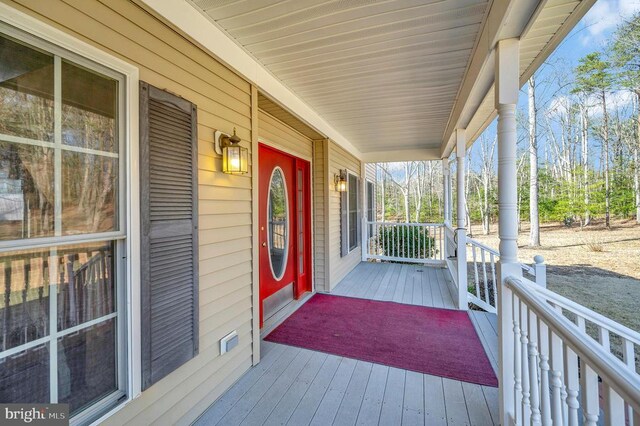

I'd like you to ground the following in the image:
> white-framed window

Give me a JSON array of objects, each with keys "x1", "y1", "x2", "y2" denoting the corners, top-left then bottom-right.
[
  {"x1": 347, "y1": 171, "x2": 360, "y2": 252},
  {"x1": 366, "y1": 180, "x2": 375, "y2": 237},
  {"x1": 0, "y1": 15, "x2": 136, "y2": 424}
]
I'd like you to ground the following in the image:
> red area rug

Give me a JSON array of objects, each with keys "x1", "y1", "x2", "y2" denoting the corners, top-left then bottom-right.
[{"x1": 265, "y1": 293, "x2": 498, "y2": 387}]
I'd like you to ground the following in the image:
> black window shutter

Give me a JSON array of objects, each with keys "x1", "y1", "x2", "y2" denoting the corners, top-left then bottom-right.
[
  {"x1": 139, "y1": 82, "x2": 199, "y2": 390},
  {"x1": 340, "y1": 188, "x2": 348, "y2": 257}
]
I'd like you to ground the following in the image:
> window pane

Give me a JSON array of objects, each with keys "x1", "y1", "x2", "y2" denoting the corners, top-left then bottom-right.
[
  {"x1": 56, "y1": 242, "x2": 115, "y2": 330},
  {"x1": 0, "y1": 34, "x2": 54, "y2": 142},
  {"x1": 348, "y1": 175, "x2": 358, "y2": 249},
  {"x1": 62, "y1": 151, "x2": 117, "y2": 235},
  {"x1": 0, "y1": 141, "x2": 55, "y2": 240},
  {"x1": 0, "y1": 247, "x2": 51, "y2": 351},
  {"x1": 58, "y1": 318, "x2": 117, "y2": 415},
  {"x1": 62, "y1": 60, "x2": 118, "y2": 153},
  {"x1": 0, "y1": 343, "x2": 50, "y2": 403}
]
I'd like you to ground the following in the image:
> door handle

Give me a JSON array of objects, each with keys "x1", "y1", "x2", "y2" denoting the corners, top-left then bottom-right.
[{"x1": 262, "y1": 242, "x2": 267, "y2": 247}]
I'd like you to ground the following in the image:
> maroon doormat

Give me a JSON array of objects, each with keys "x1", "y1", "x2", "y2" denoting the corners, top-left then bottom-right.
[{"x1": 265, "y1": 294, "x2": 498, "y2": 387}]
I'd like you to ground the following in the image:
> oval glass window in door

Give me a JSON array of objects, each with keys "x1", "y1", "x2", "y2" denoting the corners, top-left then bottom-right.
[{"x1": 268, "y1": 167, "x2": 288, "y2": 280}]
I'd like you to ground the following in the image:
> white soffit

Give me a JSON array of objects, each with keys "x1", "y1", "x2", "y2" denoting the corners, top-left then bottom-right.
[{"x1": 187, "y1": 0, "x2": 490, "y2": 158}]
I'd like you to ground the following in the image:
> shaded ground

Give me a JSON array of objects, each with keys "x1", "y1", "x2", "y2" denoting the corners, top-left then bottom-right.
[{"x1": 468, "y1": 219, "x2": 640, "y2": 333}]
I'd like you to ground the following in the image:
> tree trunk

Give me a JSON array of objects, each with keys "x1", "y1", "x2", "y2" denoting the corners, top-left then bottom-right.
[
  {"x1": 636, "y1": 94, "x2": 640, "y2": 223},
  {"x1": 581, "y1": 104, "x2": 590, "y2": 225},
  {"x1": 602, "y1": 90, "x2": 611, "y2": 228},
  {"x1": 528, "y1": 77, "x2": 540, "y2": 246}
]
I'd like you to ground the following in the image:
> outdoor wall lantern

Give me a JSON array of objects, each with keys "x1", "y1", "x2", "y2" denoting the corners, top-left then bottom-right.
[
  {"x1": 334, "y1": 169, "x2": 347, "y2": 192},
  {"x1": 214, "y1": 127, "x2": 248, "y2": 174}
]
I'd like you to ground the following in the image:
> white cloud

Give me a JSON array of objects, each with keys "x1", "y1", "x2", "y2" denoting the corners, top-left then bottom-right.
[
  {"x1": 546, "y1": 91, "x2": 634, "y2": 119},
  {"x1": 580, "y1": 0, "x2": 640, "y2": 45}
]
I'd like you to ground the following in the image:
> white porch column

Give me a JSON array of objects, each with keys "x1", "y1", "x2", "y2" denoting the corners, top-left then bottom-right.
[
  {"x1": 455, "y1": 130, "x2": 468, "y2": 310},
  {"x1": 495, "y1": 38, "x2": 523, "y2": 426}
]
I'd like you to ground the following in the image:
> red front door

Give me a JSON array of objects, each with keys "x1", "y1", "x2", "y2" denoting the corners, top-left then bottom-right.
[{"x1": 259, "y1": 144, "x2": 311, "y2": 327}]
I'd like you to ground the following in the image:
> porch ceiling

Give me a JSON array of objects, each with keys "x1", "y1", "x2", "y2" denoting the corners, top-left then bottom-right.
[{"x1": 188, "y1": 0, "x2": 490, "y2": 158}]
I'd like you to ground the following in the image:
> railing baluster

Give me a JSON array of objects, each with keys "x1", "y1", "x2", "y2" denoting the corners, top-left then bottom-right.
[
  {"x1": 580, "y1": 362, "x2": 600, "y2": 426},
  {"x1": 513, "y1": 292, "x2": 523, "y2": 424},
  {"x1": 537, "y1": 319, "x2": 553, "y2": 426},
  {"x1": 520, "y1": 300, "x2": 532, "y2": 424},
  {"x1": 564, "y1": 345, "x2": 580, "y2": 426},
  {"x1": 603, "y1": 384, "x2": 625, "y2": 426},
  {"x1": 480, "y1": 249, "x2": 489, "y2": 305},
  {"x1": 472, "y1": 246, "x2": 480, "y2": 298},
  {"x1": 599, "y1": 327, "x2": 611, "y2": 352},
  {"x1": 529, "y1": 309, "x2": 542, "y2": 426},
  {"x1": 623, "y1": 339, "x2": 637, "y2": 426},
  {"x1": 549, "y1": 328, "x2": 565, "y2": 426},
  {"x1": 490, "y1": 253, "x2": 497, "y2": 301}
]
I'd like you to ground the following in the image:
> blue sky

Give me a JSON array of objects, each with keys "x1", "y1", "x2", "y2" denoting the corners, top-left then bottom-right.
[{"x1": 468, "y1": 0, "x2": 640, "y2": 168}]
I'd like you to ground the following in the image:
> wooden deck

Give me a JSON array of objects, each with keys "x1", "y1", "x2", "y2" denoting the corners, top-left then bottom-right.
[{"x1": 195, "y1": 262, "x2": 499, "y2": 426}]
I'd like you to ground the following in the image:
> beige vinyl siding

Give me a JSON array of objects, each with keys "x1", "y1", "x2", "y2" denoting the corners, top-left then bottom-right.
[
  {"x1": 2, "y1": 0, "x2": 255, "y2": 425},
  {"x1": 365, "y1": 163, "x2": 377, "y2": 184},
  {"x1": 313, "y1": 139, "x2": 328, "y2": 292},
  {"x1": 258, "y1": 109, "x2": 313, "y2": 160},
  {"x1": 328, "y1": 141, "x2": 362, "y2": 289}
]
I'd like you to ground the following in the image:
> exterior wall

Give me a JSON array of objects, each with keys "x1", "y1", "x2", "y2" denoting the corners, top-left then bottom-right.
[
  {"x1": 328, "y1": 141, "x2": 363, "y2": 289},
  {"x1": 258, "y1": 109, "x2": 313, "y2": 160},
  {"x1": 365, "y1": 163, "x2": 377, "y2": 184},
  {"x1": 313, "y1": 139, "x2": 328, "y2": 292},
  {"x1": 2, "y1": 1, "x2": 254, "y2": 425}
]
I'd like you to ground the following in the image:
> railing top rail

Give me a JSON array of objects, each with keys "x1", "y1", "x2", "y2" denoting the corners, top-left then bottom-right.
[
  {"x1": 506, "y1": 276, "x2": 640, "y2": 410},
  {"x1": 444, "y1": 222, "x2": 455, "y2": 232},
  {"x1": 531, "y1": 282, "x2": 640, "y2": 346},
  {"x1": 366, "y1": 221, "x2": 444, "y2": 227},
  {"x1": 466, "y1": 237, "x2": 500, "y2": 256},
  {"x1": 520, "y1": 263, "x2": 535, "y2": 275}
]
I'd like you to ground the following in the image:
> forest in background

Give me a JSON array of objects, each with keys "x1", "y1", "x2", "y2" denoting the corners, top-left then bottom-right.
[{"x1": 376, "y1": 12, "x2": 640, "y2": 241}]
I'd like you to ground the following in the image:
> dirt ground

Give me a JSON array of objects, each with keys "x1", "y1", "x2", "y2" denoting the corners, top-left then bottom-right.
[{"x1": 468, "y1": 219, "x2": 640, "y2": 333}]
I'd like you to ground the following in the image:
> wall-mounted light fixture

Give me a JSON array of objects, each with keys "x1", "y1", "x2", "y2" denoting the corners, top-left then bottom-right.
[
  {"x1": 334, "y1": 169, "x2": 347, "y2": 192},
  {"x1": 214, "y1": 128, "x2": 248, "y2": 174}
]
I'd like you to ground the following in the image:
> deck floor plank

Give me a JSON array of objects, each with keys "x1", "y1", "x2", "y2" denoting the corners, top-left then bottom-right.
[
  {"x1": 198, "y1": 263, "x2": 499, "y2": 426},
  {"x1": 423, "y1": 374, "x2": 447, "y2": 426},
  {"x1": 240, "y1": 349, "x2": 314, "y2": 426},
  {"x1": 310, "y1": 357, "x2": 358, "y2": 425},
  {"x1": 355, "y1": 363, "x2": 389, "y2": 426},
  {"x1": 402, "y1": 370, "x2": 425, "y2": 425},
  {"x1": 379, "y1": 367, "x2": 406, "y2": 426},
  {"x1": 333, "y1": 361, "x2": 373, "y2": 426},
  {"x1": 442, "y1": 378, "x2": 471, "y2": 425},
  {"x1": 461, "y1": 381, "x2": 495, "y2": 426},
  {"x1": 263, "y1": 351, "x2": 329, "y2": 426},
  {"x1": 217, "y1": 345, "x2": 302, "y2": 425},
  {"x1": 286, "y1": 355, "x2": 342, "y2": 426}
]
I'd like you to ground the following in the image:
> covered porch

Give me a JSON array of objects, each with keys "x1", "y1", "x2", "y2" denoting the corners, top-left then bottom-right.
[{"x1": 196, "y1": 262, "x2": 499, "y2": 426}]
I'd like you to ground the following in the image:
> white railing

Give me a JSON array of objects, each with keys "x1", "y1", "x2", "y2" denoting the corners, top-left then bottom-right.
[
  {"x1": 467, "y1": 237, "x2": 499, "y2": 313},
  {"x1": 465, "y1": 238, "x2": 547, "y2": 313},
  {"x1": 505, "y1": 276, "x2": 640, "y2": 426},
  {"x1": 444, "y1": 222, "x2": 456, "y2": 260},
  {"x1": 364, "y1": 222, "x2": 444, "y2": 263}
]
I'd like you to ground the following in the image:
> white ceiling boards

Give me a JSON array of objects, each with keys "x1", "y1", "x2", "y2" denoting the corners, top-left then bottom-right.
[{"x1": 189, "y1": 0, "x2": 490, "y2": 157}]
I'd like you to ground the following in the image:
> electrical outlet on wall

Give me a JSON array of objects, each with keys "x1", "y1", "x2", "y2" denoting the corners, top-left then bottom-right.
[{"x1": 220, "y1": 330, "x2": 238, "y2": 355}]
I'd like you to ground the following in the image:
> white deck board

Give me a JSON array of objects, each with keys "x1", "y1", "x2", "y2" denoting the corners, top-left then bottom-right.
[{"x1": 196, "y1": 262, "x2": 499, "y2": 426}]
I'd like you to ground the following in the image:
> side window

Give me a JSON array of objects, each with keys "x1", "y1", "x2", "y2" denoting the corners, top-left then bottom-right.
[{"x1": 0, "y1": 29, "x2": 127, "y2": 422}]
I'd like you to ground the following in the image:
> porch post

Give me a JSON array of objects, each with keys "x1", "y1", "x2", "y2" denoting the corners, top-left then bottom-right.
[
  {"x1": 495, "y1": 38, "x2": 522, "y2": 426},
  {"x1": 455, "y1": 129, "x2": 468, "y2": 310}
]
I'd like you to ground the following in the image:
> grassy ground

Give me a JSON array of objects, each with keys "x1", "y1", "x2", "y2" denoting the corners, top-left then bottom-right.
[{"x1": 468, "y1": 219, "x2": 640, "y2": 333}]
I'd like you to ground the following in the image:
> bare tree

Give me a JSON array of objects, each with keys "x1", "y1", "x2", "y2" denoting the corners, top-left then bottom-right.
[{"x1": 528, "y1": 76, "x2": 541, "y2": 246}]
